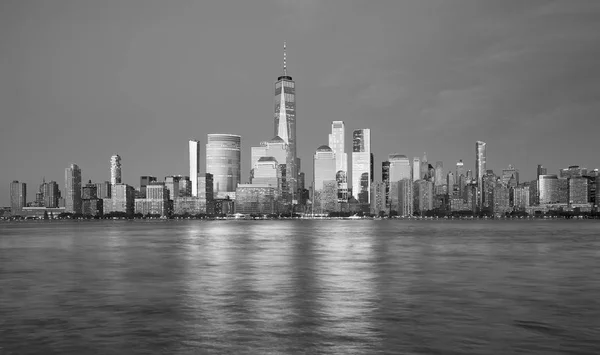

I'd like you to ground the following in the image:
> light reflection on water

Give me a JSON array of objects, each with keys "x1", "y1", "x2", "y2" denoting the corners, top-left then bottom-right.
[{"x1": 1, "y1": 220, "x2": 600, "y2": 354}]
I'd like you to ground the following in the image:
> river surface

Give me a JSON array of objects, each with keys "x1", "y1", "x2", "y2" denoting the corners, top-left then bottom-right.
[{"x1": 1, "y1": 220, "x2": 599, "y2": 354}]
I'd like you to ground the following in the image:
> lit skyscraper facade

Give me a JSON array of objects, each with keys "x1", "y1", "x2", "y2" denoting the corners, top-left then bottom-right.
[
  {"x1": 412, "y1": 157, "x2": 421, "y2": 182},
  {"x1": 329, "y1": 121, "x2": 348, "y2": 202},
  {"x1": 189, "y1": 140, "x2": 201, "y2": 197},
  {"x1": 475, "y1": 141, "x2": 487, "y2": 207},
  {"x1": 382, "y1": 161, "x2": 390, "y2": 206},
  {"x1": 389, "y1": 154, "x2": 411, "y2": 182},
  {"x1": 110, "y1": 155, "x2": 122, "y2": 185},
  {"x1": 313, "y1": 145, "x2": 336, "y2": 192},
  {"x1": 65, "y1": 163, "x2": 82, "y2": 214},
  {"x1": 456, "y1": 160, "x2": 465, "y2": 178},
  {"x1": 273, "y1": 43, "x2": 297, "y2": 203},
  {"x1": 206, "y1": 134, "x2": 241, "y2": 199},
  {"x1": 435, "y1": 161, "x2": 444, "y2": 186},
  {"x1": 10, "y1": 181, "x2": 26, "y2": 216},
  {"x1": 352, "y1": 129, "x2": 372, "y2": 203},
  {"x1": 539, "y1": 174, "x2": 559, "y2": 205}
]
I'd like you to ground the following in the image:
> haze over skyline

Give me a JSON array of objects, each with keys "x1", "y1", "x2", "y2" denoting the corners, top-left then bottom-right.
[{"x1": 2, "y1": 0, "x2": 599, "y2": 203}]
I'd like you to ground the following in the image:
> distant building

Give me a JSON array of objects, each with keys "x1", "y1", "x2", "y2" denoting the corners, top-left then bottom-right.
[
  {"x1": 501, "y1": 165, "x2": 519, "y2": 186},
  {"x1": 139, "y1": 176, "x2": 157, "y2": 199},
  {"x1": 65, "y1": 164, "x2": 82, "y2": 214},
  {"x1": 110, "y1": 155, "x2": 122, "y2": 185},
  {"x1": 492, "y1": 183, "x2": 510, "y2": 215},
  {"x1": 313, "y1": 145, "x2": 336, "y2": 193},
  {"x1": 95, "y1": 181, "x2": 112, "y2": 199},
  {"x1": 560, "y1": 166, "x2": 587, "y2": 179},
  {"x1": 206, "y1": 134, "x2": 241, "y2": 199},
  {"x1": 189, "y1": 140, "x2": 201, "y2": 197},
  {"x1": 103, "y1": 183, "x2": 134, "y2": 215},
  {"x1": 329, "y1": 121, "x2": 348, "y2": 202},
  {"x1": 370, "y1": 181, "x2": 386, "y2": 215},
  {"x1": 351, "y1": 129, "x2": 372, "y2": 204},
  {"x1": 235, "y1": 184, "x2": 276, "y2": 215},
  {"x1": 569, "y1": 177, "x2": 588, "y2": 205},
  {"x1": 382, "y1": 161, "x2": 390, "y2": 207},
  {"x1": 475, "y1": 141, "x2": 487, "y2": 208},
  {"x1": 412, "y1": 157, "x2": 421, "y2": 182},
  {"x1": 42, "y1": 181, "x2": 60, "y2": 208},
  {"x1": 512, "y1": 185, "x2": 530, "y2": 210},
  {"x1": 435, "y1": 161, "x2": 444, "y2": 186},
  {"x1": 539, "y1": 175, "x2": 559, "y2": 205},
  {"x1": 413, "y1": 180, "x2": 434, "y2": 214},
  {"x1": 10, "y1": 181, "x2": 26, "y2": 216}
]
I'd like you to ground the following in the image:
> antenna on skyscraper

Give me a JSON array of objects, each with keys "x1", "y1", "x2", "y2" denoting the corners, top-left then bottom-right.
[{"x1": 283, "y1": 41, "x2": 287, "y2": 75}]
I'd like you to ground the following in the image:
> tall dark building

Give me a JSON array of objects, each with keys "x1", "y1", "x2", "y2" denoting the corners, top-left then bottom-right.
[
  {"x1": 382, "y1": 161, "x2": 390, "y2": 206},
  {"x1": 475, "y1": 141, "x2": 487, "y2": 208},
  {"x1": 139, "y1": 176, "x2": 157, "y2": 198},
  {"x1": 10, "y1": 181, "x2": 26, "y2": 216},
  {"x1": 273, "y1": 42, "x2": 298, "y2": 204},
  {"x1": 537, "y1": 164, "x2": 547, "y2": 178},
  {"x1": 42, "y1": 181, "x2": 60, "y2": 208}
]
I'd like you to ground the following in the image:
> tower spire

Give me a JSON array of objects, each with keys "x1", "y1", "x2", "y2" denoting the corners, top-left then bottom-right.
[{"x1": 283, "y1": 41, "x2": 287, "y2": 75}]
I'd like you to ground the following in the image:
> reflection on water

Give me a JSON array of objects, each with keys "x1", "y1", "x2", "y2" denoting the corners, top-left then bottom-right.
[{"x1": 1, "y1": 220, "x2": 600, "y2": 354}]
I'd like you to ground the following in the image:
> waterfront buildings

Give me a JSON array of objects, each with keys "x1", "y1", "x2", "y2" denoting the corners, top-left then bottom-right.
[
  {"x1": 110, "y1": 155, "x2": 122, "y2": 185},
  {"x1": 65, "y1": 164, "x2": 82, "y2": 214},
  {"x1": 206, "y1": 133, "x2": 241, "y2": 199},
  {"x1": 420, "y1": 153, "x2": 429, "y2": 180},
  {"x1": 412, "y1": 157, "x2": 421, "y2": 182},
  {"x1": 351, "y1": 129, "x2": 372, "y2": 203},
  {"x1": 569, "y1": 177, "x2": 588, "y2": 205},
  {"x1": 435, "y1": 161, "x2": 444, "y2": 186},
  {"x1": 235, "y1": 184, "x2": 276, "y2": 215},
  {"x1": 389, "y1": 155, "x2": 411, "y2": 182},
  {"x1": 103, "y1": 183, "x2": 134, "y2": 215},
  {"x1": 82, "y1": 180, "x2": 103, "y2": 216},
  {"x1": 10, "y1": 181, "x2": 26, "y2": 216},
  {"x1": 313, "y1": 145, "x2": 336, "y2": 193},
  {"x1": 413, "y1": 180, "x2": 434, "y2": 214},
  {"x1": 501, "y1": 165, "x2": 519, "y2": 186},
  {"x1": 538, "y1": 175, "x2": 559, "y2": 205},
  {"x1": 189, "y1": 140, "x2": 201, "y2": 197},
  {"x1": 135, "y1": 182, "x2": 169, "y2": 216},
  {"x1": 41, "y1": 180, "x2": 60, "y2": 208},
  {"x1": 390, "y1": 179, "x2": 413, "y2": 216},
  {"x1": 382, "y1": 161, "x2": 390, "y2": 206},
  {"x1": 273, "y1": 43, "x2": 298, "y2": 204},
  {"x1": 96, "y1": 181, "x2": 111, "y2": 199},
  {"x1": 370, "y1": 180, "x2": 386, "y2": 215},
  {"x1": 475, "y1": 141, "x2": 487, "y2": 208},
  {"x1": 329, "y1": 121, "x2": 348, "y2": 202},
  {"x1": 139, "y1": 176, "x2": 157, "y2": 199}
]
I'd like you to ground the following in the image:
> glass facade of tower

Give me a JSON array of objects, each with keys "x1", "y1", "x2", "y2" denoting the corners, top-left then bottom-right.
[
  {"x1": 10, "y1": 181, "x2": 26, "y2": 216},
  {"x1": 352, "y1": 129, "x2": 372, "y2": 203},
  {"x1": 313, "y1": 146, "x2": 336, "y2": 192},
  {"x1": 274, "y1": 72, "x2": 297, "y2": 203},
  {"x1": 110, "y1": 155, "x2": 122, "y2": 185},
  {"x1": 329, "y1": 121, "x2": 348, "y2": 202},
  {"x1": 412, "y1": 157, "x2": 421, "y2": 182},
  {"x1": 389, "y1": 154, "x2": 411, "y2": 182},
  {"x1": 189, "y1": 140, "x2": 201, "y2": 197},
  {"x1": 65, "y1": 163, "x2": 82, "y2": 214},
  {"x1": 206, "y1": 134, "x2": 241, "y2": 199},
  {"x1": 475, "y1": 141, "x2": 487, "y2": 207}
]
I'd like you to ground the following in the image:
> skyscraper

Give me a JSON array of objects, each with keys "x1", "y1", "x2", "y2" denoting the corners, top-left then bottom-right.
[
  {"x1": 351, "y1": 129, "x2": 372, "y2": 203},
  {"x1": 206, "y1": 133, "x2": 241, "y2": 199},
  {"x1": 274, "y1": 42, "x2": 298, "y2": 203},
  {"x1": 412, "y1": 157, "x2": 421, "y2": 182},
  {"x1": 313, "y1": 145, "x2": 336, "y2": 192},
  {"x1": 382, "y1": 161, "x2": 390, "y2": 206},
  {"x1": 65, "y1": 163, "x2": 82, "y2": 214},
  {"x1": 10, "y1": 181, "x2": 26, "y2": 216},
  {"x1": 110, "y1": 155, "x2": 122, "y2": 185},
  {"x1": 389, "y1": 154, "x2": 411, "y2": 182},
  {"x1": 537, "y1": 164, "x2": 547, "y2": 178},
  {"x1": 42, "y1": 180, "x2": 60, "y2": 208},
  {"x1": 329, "y1": 121, "x2": 348, "y2": 202},
  {"x1": 475, "y1": 141, "x2": 487, "y2": 207},
  {"x1": 435, "y1": 161, "x2": 444, "y2": 186},
  {"x1": 189, "y1": 140, "x2": 201, "y2": 197},
  {"x1": 139, "y1": 176, "x2": 157, "y2": 198},
  {"x1": 456, "y1": 159, "x2": 465, "y2": 178}
]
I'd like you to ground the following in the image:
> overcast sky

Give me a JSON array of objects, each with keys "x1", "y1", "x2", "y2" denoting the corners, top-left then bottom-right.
[{"x1": 1, "y1": 0, "x2": 599, "y2": 203}]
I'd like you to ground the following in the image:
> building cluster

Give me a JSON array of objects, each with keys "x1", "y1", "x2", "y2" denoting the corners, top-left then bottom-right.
[{"x1": 4, "y1": 44, "x2": 600, "y2": 219}]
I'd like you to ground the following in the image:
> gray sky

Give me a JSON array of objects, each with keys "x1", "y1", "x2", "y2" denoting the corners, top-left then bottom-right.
[{"x1": 2, "y1": 0, "x2": 599, "y2": 203}]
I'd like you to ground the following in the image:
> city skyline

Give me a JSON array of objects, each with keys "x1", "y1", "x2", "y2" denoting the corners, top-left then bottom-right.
[{"x1": 2, "y1": 1, "x2": 600, "y2": 203}]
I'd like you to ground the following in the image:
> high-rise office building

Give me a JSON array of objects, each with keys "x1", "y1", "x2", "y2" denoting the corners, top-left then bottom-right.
[
  {"x1": 273, "y1": 43, "x2": 298, "y2": 203},
  {"x1": 382, "y1": 161, "x2": 390, "y2": 206},
  {"x1": 110, "y1": 155, "x2": 122, "y2": 185},
  {"x1": 352, "y1": 129, "x2": 372, "y2": 203},
  {"x1": 206, "y1": 134, "x2": 241, "y2": 199},
  {"x1": 65, "y1": 163, "x2": 82, "y2": 214},
  {"x1": 389, "y1": 154, "x2": 411, "y2": 182},
  {"x1": 253, "y1": 157, "x2": 282, "y2": 195},
  {"x1": 313, "y1": 145, "x2": 336, "y2": 193},
  {"x1": 189, "y1": 140, "x2": 201, "y2": 197},
  {"x1": 539, "y1": 174, "x2": 559, "y2": 205},
  {"x1": 329, "y1": 121, "x2": 348, "y2": 202},
  {"x1": 370, "y1": 181, "x2": 386, "y2": 215},
  {"x1": 42, "y1": 180, "x2": 60, "y2": 208},
  {"x1": 456, "y1": 160, "x2": 465, "y2": 178},
  {"x1": 434, "y1": 161, "x2": 444, "y2": 186},
  {"x1": 560, "y1": 166, "x2": 587, "y2": 179},
  {"x1": 414, "y1": 180, "x2": 434, "y2": 213},
  {"x1": 412, "y1": 157, "x2": 421, "y2": 182},
  {"x1": 501, "y1": 165, "x2": 519, "y2": 186},
  {"x1": 390, "y1": 179, "x2": 413, "y2": 216},
  {"x1": 420, "y1": 152, "x2": 429, "y2": 180},
  {"x1": 10, "y1": 181, "x2": 26, "y2": 216},
  {"x1": 537, "y1": 164, "x2": 547, "y2": 178},
  {"x1": 475, "y1": 141, "x2": 487, "y2": 207},
  {"x1": 82, "y1": 180, "x2": 102, "y2": 216},
  {"x1": 139, "y1": 176, "x2": 157, "y2": 199},
  {"x1": 569, "y1": 177, "x2": 588, "y2": 205},
  {"x1": 104, "y1": 183, "x2": 134, "y2": 215},
  {"x1": 95, "y1": 181, "x2": 111, "y2": 199},
  {"x1": 447, "y1": 172, "x2": 455, "y2": 192}
]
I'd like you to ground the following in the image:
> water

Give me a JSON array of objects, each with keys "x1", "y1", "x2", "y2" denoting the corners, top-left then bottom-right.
[{"x1": 1, "y1": 220, "x2": 600, "y2": 354}]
